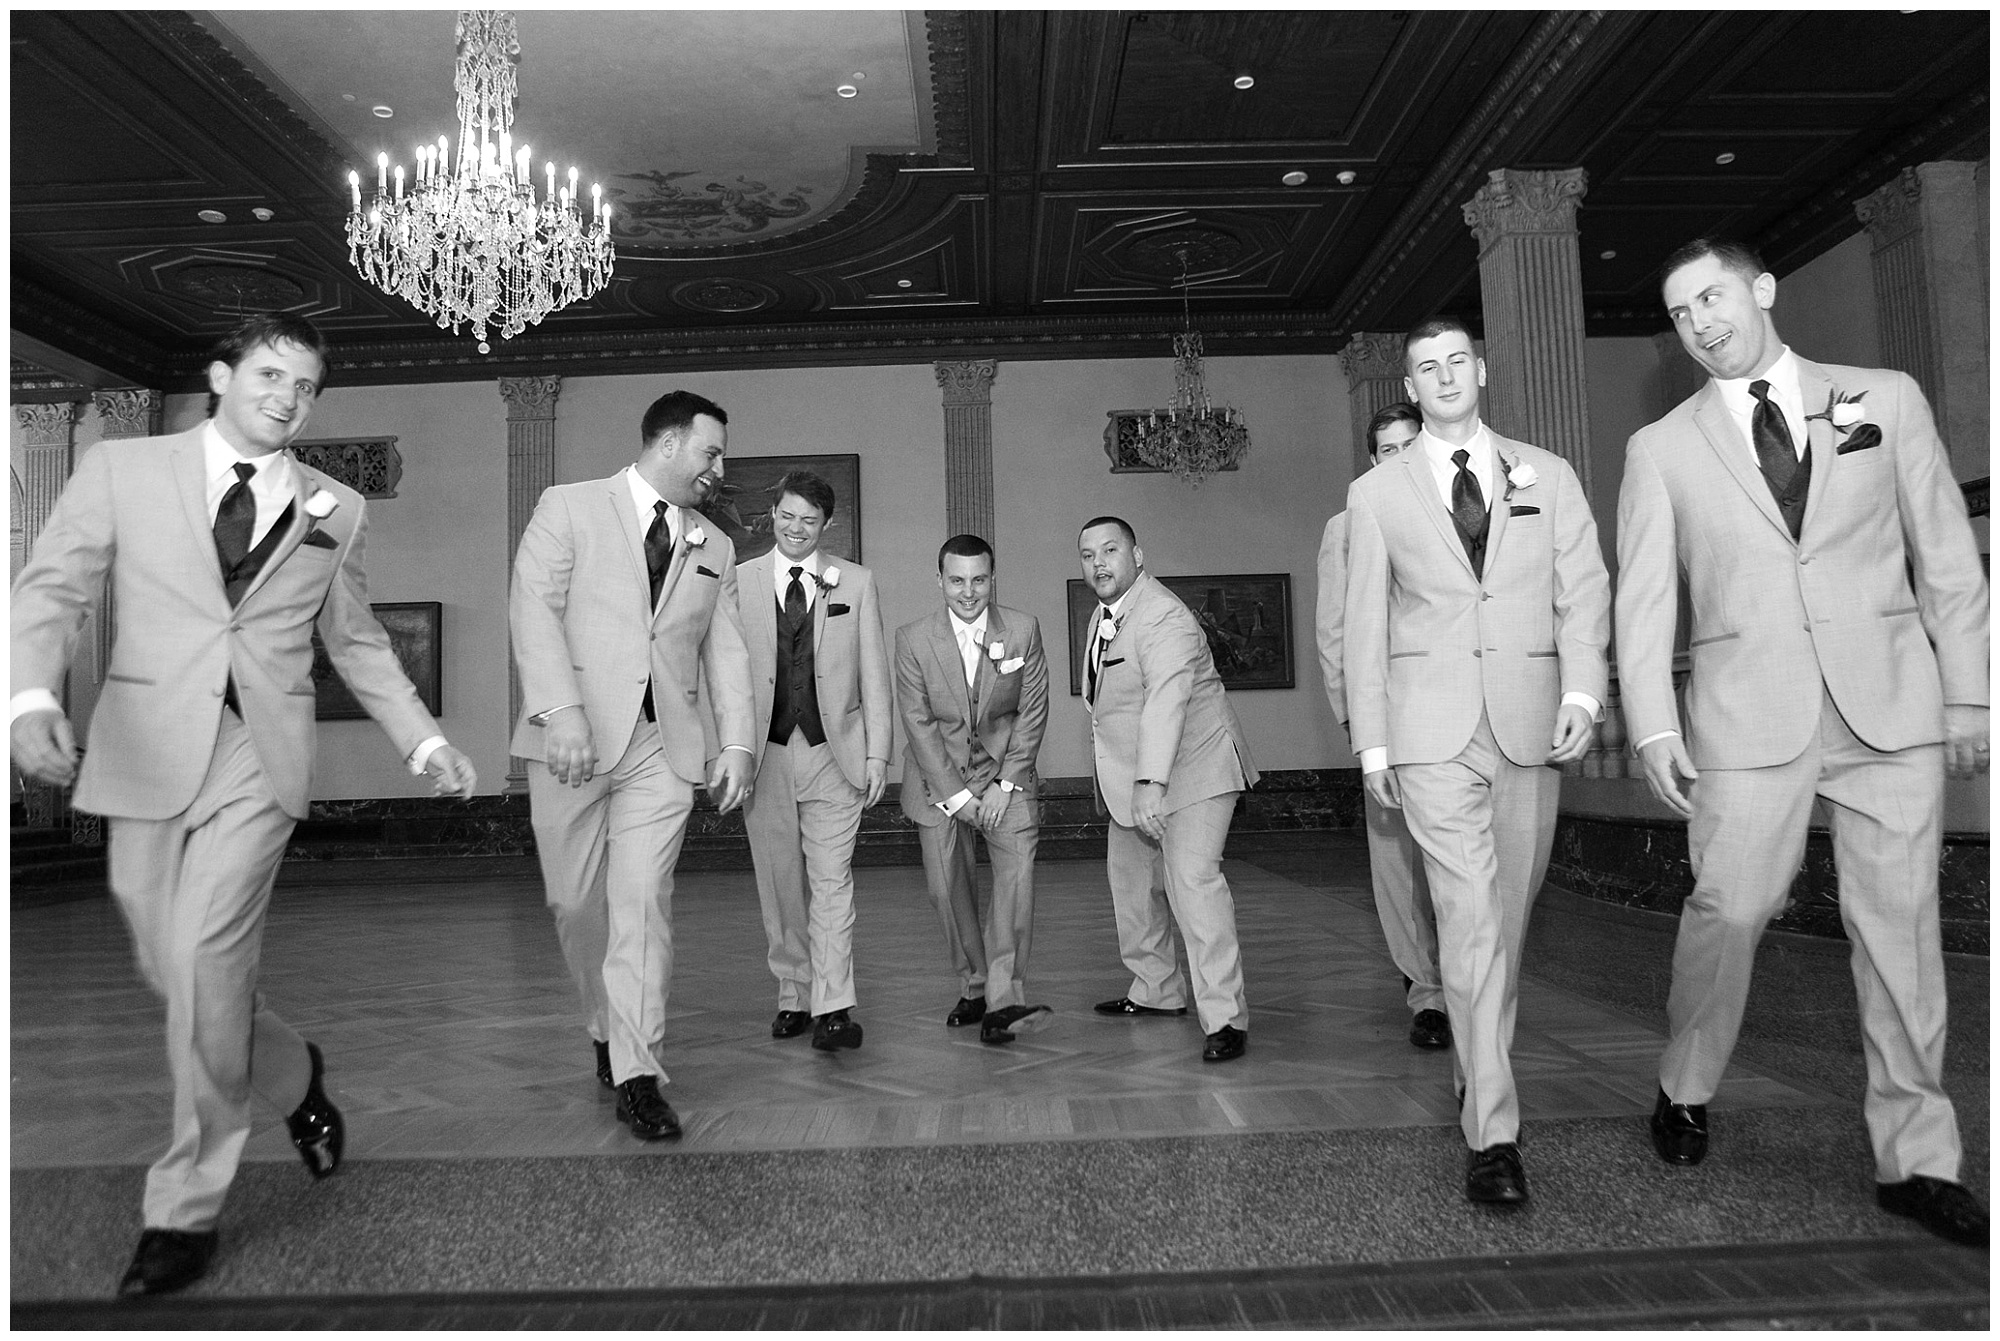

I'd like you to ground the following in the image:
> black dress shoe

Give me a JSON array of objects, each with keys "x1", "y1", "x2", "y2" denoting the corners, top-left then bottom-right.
[
  {"x1": 1877, "y1": 1176, "x2": 1988, "y2": 1246},
  {"x1": 1409, "y1": 1009, "x2": 1451, "y2": 1050},
  {"x1": 946, "y1": 995, "x2": 988, "y2": 1027},
  {"x1": 811, "y1": 1009, "x2": 863, "y2": 1051},
  {"x1": 117, "y1": 1228, "x2": 218, "y2": 1297},
  {"x1": 980, "y1": 1003, "x2": 1054, "y2": 1044},
  {"x1": 593, "y1": 1039, "x2": 613, "y2": 1088},
  {"x1": 1466, "y1": 1142, "x2": 1529, "y2": 1204},
  {"x1": 771, "y1": 1009, "x2": 813, "y2": 1039},
  {"x1": 614, "y1": 1076, "x2": 682, "y2": 1140},
  {"x1": 1649, "y1": 1087, "x2": 1708, "y2": 1166},
  {"x1": 1202, "y1": 1024, "x2": 1247, "y2": 1062},
  {"x1": 1093, "y1": 995, "x2": 1186, "y2": 1017},
  {"x1": 285, "y1": 1042, "x2": 343, "y2": 1179}
]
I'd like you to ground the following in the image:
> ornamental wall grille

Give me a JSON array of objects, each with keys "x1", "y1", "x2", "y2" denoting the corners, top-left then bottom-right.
[{"x1": 292, "y1": 437, "x2": 402, "y2": 498}]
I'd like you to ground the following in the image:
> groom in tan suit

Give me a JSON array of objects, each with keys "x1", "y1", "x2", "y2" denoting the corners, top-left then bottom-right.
[
  {"x1": 895, "y1": 533, "x2": 1053, "y2": 1044},
  {"x1": 1619, "y1": 238, "x2": 1988, "y2": 1247},
  {"x1": 736, "y1": 470, "x2": 892, "y2": 1052},
  {"x1": 1343, "y1": 318, "x2": 1610, "y2": 1205},
  {"x1": 11, "y1": 314, "x2": 477, "y2": 1296},
  {"x1": 511, "y1": 389, "x2": 756, "y2": 1144},
  {"x1": 1080, "y1": 516, "x2": 1259, "y2": 1063}
]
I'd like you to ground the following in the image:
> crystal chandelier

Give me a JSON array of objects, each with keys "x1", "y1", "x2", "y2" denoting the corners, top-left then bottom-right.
[
  {"x1": 1135, "y1": 247, "x2": 1251, "y2": 486},
  {"x1": 344, "y1": 11, "x2": 614, "y2": 353}
]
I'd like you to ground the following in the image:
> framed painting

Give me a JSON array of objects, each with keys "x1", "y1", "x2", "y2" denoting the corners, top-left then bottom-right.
[
  {"x1": 696, "y1": 453, "x2": 862, "y2": 563},
  {"x1": 313, "y1": 601, "x2": 443, "y2": 720},
  {"x1": 1065, "y1": 573, "x2": 1294, "y2": 696}
]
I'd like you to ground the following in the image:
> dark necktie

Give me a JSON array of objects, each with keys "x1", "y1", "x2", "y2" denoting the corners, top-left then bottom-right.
[
  {"x1": 1750, "y1": 380, "x2": 1797, "y2": 491},
  {"x1": 785, "y1": 566, "x2": 807, "y2": 623},
  {"x1": 644, "y1": 501, "x2": 673, "y2": 608},
  {"x1": 1450, "y1": 448, "x2": 1488, "y2": 577},
  {"x1": 213, "y1": 462, "x2": 256, "y2": 582},
  {"x1": 1087, "y1": 608, "x2": 1111, "y2": 701}
]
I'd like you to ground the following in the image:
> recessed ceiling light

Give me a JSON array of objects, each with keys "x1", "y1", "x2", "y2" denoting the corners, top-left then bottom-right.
[
  {"x1": 1336, "y1": 170, "x2": 1357, "y2": 186},
  {"x1": 198, "y1": 209, "x2": 226, "y2": 224},
  {"x1": 1599, "y1": 249, "x2": 1617, "y2": 260},
  {"x1": 1233, "y1": 74, "x2": 1255, "y2": 90},
  {"x1": 852, "y1": 71, "x2": 866, "y2": 81},
  {"x1": 341, "y1": 93, "x2": 356, "y2": 103},
  {"x1": 253, "y1": 207, "x2": 275, "y2": 222},
  {"x1": 1282, "y1": 170, "x2": 1308, "y2": 187},
  {"x1": 372, "y1": 105, "x2": 394, "y2": 119},
  {"x1": 896, "y1": 279, "x2": 913, "y2": 288},
  {"x1": 1714, "y1": 151, "x2": 1736, "y2": 165},
  {"x1": 836, "y1": 84, "x2": 858, "y2": 98}
]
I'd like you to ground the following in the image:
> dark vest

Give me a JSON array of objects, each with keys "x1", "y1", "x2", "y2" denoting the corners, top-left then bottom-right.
[
  {"x1": 1764, "y1": 443, "x2": 1813, "y2": 541},
  {"x1": 768, "y1": 595, "x2": 827, "y2": 746},
  {"x1": 222, "y1": 500, "x2": 295, "y2": 608}
]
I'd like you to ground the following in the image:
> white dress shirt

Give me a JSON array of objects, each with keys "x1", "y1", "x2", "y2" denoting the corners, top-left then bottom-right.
[
  {"x1": 770, "y1": 546, "x2": 823, "y2": 611},
  {"x1": 1358, "y1": 420, "x2": 1598, "y2": 774},
  {"x1": 1630, "y1": 346, "x2": 1806, "y2": 754},
  {"x1": 937, "y1": 609, "x2": 990, "y2": 816},
  {"x1": 624, "y1": 466, "x2": 688, "y2": 603}
]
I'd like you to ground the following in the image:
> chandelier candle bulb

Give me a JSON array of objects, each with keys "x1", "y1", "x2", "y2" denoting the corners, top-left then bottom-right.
[
  {"x1": 394, "y1": 164, "x2": 404, "y2": 200},
  {"x1": 377, "y1": 152, "x2": 387, "y2": 193},
  {"x1": 349, "y1": 171, "x2": 360, "y2": 210}
]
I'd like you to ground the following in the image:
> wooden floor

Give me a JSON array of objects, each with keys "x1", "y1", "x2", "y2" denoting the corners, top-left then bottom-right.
[{"x1": 10, "y1": 851, "x2": 1829, "y2": 1171}]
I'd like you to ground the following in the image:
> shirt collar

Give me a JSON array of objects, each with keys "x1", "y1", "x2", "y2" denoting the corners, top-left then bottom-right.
[
  {"x1": 1712, "y1": 345, "x2": 1800, "y2": 411},
  {"x1": 1419, "y1": 420, "x2": 1492, "y2": 472},
  {"x1": 948, "y1": 609, "x2": 987, "y2": 642},
  {"x1": 775, "y1": 548, "x2": 822, "y2": 579},
  {"x1": 1102, "y1": 577, "x2": 1141, "y2": 623},
  {"x1": 624, "y1": 464, "x2": 681, "y2": 529},
  {"x1": 203, "y1": 420, "x2": 288, "y2": 488}
]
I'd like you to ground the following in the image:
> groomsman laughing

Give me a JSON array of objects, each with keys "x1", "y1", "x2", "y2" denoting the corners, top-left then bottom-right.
[{"x1": 894, "y1": 534, "x2": 1054, "y2": 1043}]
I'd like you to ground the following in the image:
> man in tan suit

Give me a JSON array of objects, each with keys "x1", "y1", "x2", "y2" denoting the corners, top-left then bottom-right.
[
  {"x1": 895, "y1": 533, "x2": 1054, "y2": 1044},
  {"x1": 1316, "y1": 401, "x2": 1449, "y2": 1052},
  {"x1": 1079, "y1": 516, "x2": 1259, "y2": 1063},
  {"x1": 1619, "y1": 238, "x2": 1988, "y2": 1247},
  {"x1": 11, "y1": 314, "x2": 477, "y2": 1296},
  {"x1": 736, "y1": 470, "x2": 892, "y2": 1051},
  {"x1": 1344, "y1": 318, "x2": 1610, "y2": 1205},
  {"x1": 511, "y1": 389, "x2": 756, "y2": 1144}
]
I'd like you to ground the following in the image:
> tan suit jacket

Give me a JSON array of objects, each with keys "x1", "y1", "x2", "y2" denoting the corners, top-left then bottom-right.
[
  {"x1": 1616, "y1": 359, "x2": 1988, "y2": 768},
  {"x1": 1315, "y1": 511, "x2": 1355, "y2": 729},
  {"x1": 509, "y1": 475, "x2": 756, "y2": 779},
  {"x1": 735, "y1": 551, "x2": 891, "y2": 789},
  {"x1": 1088, "y1": 571, "x2": 1259, "y2": 824},
  {"x1": 1343, "y1": 435, "x2": 1610, "y2": 767},
  {"x1": 895, "y1": 605, "x2": 1049, "y2": 826},
  {"x1": 11, "y1": 428, "x2": 438, "y2": 820}
]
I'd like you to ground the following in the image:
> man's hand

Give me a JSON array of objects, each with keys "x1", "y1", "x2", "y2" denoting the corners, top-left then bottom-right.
[
  {"x1": 1638, "y1": 735, "x2": 1698, "y2": 819},
  {"x1": 1944, "y1": 704, "x2": 1990, "y2": 780},
  {"x1": 1546, "y1": 703, "x2": 1597, "y2": 765},
  {"x1": 542, "y1": 705, "x2": 598, "y2": 788},
  {"x1": 975, "y1": 782, "x2": 1010, "y2": 830},
  {"x1": 1131, "y1": 780, "x2": 1168, "y2": 841},
  {"x1": 424, "y1": 744, "x2": 478, "y2": 799},
  {"x1": 864, "y1": 759, "x2": 887, "y2": 809},
  {"x1": 708, "y1": 750, "x2": 754, "y2": 814},
  {"x1": 11, "y1": 708, "x2": 78, "y2": 787},
  {"x1": 1362, "y1": 767, "x2": 1402, "y2": 811}
]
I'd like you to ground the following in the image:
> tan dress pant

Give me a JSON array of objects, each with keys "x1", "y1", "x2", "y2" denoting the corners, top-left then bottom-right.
[
  {"x1": 1105, "y1": 791, "x2": 1249, "y2": 1035},
  {"x1": 744, "y1": 728, "x2": 865, "y2": 1016},
  {"x1": 1664, "y1": 690, "x2": 1959, "y2": 1183},
  {"x1": 107, "y1": 709, "x2": 313, "y2": 1231},
  {"x1": 918, "y1": 792, "x2": 1040, "y2": 1008},
  {"x1": 530, "y1": 714, "x2": 695, "y2": 1085},
  {"x1": 1394, "y1": 711, "x2": 1560, "y2": 1151},
  {"x1": 1362, "y1": 790, "x2": 1444, "y2": 1015}
]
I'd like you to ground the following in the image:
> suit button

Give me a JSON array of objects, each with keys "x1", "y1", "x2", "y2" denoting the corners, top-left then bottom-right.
[
  {"x1": 1473, "y1": 649, "x2": 1482, "y2": 658},
  {"x1": 229, "y1": 623, "x2": 242, "y2": 633},
  {"x1": 1481, "y1": 593, "x2": 1492, "y2": 601},
  {"x1": 1799, "y1": 556, "x2": 1812, "y2": 566}
]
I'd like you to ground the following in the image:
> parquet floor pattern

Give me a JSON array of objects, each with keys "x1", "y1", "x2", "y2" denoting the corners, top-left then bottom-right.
[{"x1": 11, "y1": 855, "x2": 1827, "y2": 1170}]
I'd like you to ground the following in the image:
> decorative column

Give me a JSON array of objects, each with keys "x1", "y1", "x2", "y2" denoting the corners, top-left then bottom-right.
[
  {"x1": 1856, "y1": 161, "x2": 1989, "y2": 478},
  {"x1": 14, "y1": 401, "x2": 84, "y2": 830},
  {"x1": 499, "y1": 376, "x2": 561, "y2": 792},
  {"x1": 1462, "y1": 167, "x2": 1593, "y2": 493},
  {"x1": 934, "y1": 361, "x2": 998, "y2": 541},
  {"x1": 1338, "y1": 332, "x2": 1409, "y2": 477}
]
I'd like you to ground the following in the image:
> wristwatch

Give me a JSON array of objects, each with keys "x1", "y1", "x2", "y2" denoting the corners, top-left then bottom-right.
[
  {"x1": 996, "y1": 778, "x2": 1018, "y2": 793},
  {"x1": 1135, "y1": 778, "x2": 1165, "y2": 787}
]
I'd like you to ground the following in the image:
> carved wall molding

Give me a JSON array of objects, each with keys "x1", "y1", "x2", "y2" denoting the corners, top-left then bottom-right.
[
  {"x1": 1854, "y1": 167, "x2": 1923, "y2": 247},
  {"x1": 92, "y1": 388, "x2": 163, "y2": 438},
  {"x1": 933, "y1": 358, "x2": 998, "y2": 406},
  {"x1": 1337, "y1": 331, "x2": 1405, "y2": 385},
  {"x1": 16, "y1": 401, "x2": 81, "y2": 444},
  {"x1": 925, "y1": 11, "x2": 973, "y2": 168},
  {"x1": 1463, "y1": 167, "x2": 1589, "y2": 254},
  {"x1": 293, "y1": 437, "x2": 404, "y2": 498},
  {"x1": 498, "y1": 376, "x2": 562, "y2": 421},
  {"x1": 935, "y1": 360, "x2": 997, "y2": 541}
]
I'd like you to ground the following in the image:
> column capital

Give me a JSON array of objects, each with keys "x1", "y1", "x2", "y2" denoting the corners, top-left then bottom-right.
[
  {"x1": 1463, "y1": 167, "x2": 1588, "y2": 253},
  {"x1": 498, "y1": 375, "x2": 562, "y2": 421},
  {"x1": 15, "y1": 401, "x2": 81, "y2": 445},
  {"x1": 1854, "y1": 166, "x2": 1923, "y2": 248},
  {"x1": 92, "y1": 388, "x2": 164, "y2": 438},
  {"x1": 933, "y1": 360, "x2": 998, "y2": 406},
  {"x1": 1338, "y1": 331, "x2": 1406, "y2": 385}
]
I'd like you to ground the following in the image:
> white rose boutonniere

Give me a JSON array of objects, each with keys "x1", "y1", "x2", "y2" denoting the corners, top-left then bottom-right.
[
  {"x1": 1505, "y1": 457, "x2": 1537, "y2": 495},
  {"x1": 303, "y1": 491, "x2": 339, "y2": 520},
  {"x1": 987, "y1": 640, "x2": 1005, "y2": 662},
  {"x1": 818, "y1": 565, "x2": 841, "y2": 589},
  {"x1": 1097, "y1": 618, "x2": 1117, "y2": 642},
  {"x1": 683, "y1": 524, "x2": 706, "y2": 548}
]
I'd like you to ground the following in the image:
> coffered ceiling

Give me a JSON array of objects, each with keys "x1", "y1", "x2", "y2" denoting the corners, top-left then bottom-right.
[{"x1": 10, "y1": 9, "x2": 1989, "y2": 392}]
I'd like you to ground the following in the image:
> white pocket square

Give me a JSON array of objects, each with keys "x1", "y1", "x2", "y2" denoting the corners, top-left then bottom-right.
[{"x1": 999, "y1": 657, "x2": 1026, "y2": 674}]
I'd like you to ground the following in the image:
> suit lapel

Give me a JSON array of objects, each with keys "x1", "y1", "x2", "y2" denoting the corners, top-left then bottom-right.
[
  {"x1": 1794, "y1": 358, "x2": 1838, "y2": 539},
  {"x1": 236, "y1": 470, "x2": 312, "y2": 607},
  {"x1": 972, "y1": 606, "x2": 1005, "y2": 719},
  {"x1": 1692, "y1": 384, "x2": 1791, "y2": 541},
  {"x1": 747, "y1": 552, "x2": 777, "y2": 662},
  {"x1": 1480, "y1": 439, "x2": 1516, "y2": 575},
  {"x1": 1399, "y1": 451, "x2": 1477, "y2": 579},
  {"x1": 810, "y1": 557, "x2": 829, "y2": 653},
  {"x1": 170, "y1": 434, "x2": 229, "y2": 595},
  {"x1": 650, "y1": 511, "x2": 697, "y2": 625},
  {"x1": 929, "y1": 611, "x2": 967, "y2": 713},
  {"x1": 607, "y1": 478, "x2": 653, "y2": 612}
]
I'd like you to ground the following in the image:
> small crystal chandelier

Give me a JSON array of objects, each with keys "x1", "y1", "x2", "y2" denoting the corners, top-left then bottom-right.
[
  {"x1": 344, "y1": 11, "x2": 614, "y2": 353},
  {"x1": 1135, "y1": 247, "x2": 1251, "y2": 486}
]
